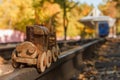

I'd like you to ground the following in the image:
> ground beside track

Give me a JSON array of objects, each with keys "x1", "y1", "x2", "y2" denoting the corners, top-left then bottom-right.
[{"x1": 76, "y1": 39, "x2": 120, "y2": 80}]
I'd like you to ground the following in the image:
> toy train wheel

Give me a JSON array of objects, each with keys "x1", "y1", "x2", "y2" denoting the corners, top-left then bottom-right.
[
  {"x1": 12, "y1": 49, "x2": 21, "y2": 68},
  {"x1": 46, "y1": 50, "x2": 52, "y2": 68},
  {"x1": 37, "y1": 52, "x2": 47, "y2": 72},
  {"x1": 52, "y1": 47, "x2": 57, "y2": 62}
]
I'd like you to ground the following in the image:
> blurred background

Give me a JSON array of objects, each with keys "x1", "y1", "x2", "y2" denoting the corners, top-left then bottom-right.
[{"x1": 0, "y1": 0, "x2": 119, "y2": 43}]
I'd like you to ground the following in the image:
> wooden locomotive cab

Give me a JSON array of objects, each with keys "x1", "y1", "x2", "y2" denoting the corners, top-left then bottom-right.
[
  {"x1": 26, "y1": 25, "x2": 49, "y2": 53},
  {"x1": 11, "y1": 25, "x2": 60, "y2": 72}
]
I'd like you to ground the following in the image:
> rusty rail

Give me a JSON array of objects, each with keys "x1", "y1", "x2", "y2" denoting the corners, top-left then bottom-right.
[{"x1": 0, "y1": 38, "x2": 105, "y2": 80}]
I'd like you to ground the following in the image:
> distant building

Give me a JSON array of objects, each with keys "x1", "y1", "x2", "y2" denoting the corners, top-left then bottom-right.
[{"x1": 79, "y1": 7, "x2": 116, "y2": 38}]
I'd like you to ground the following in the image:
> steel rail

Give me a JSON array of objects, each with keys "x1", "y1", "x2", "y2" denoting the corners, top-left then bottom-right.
[
  {"x1": 0, "y1": 39, "x2": 97, "y2": 60},
  {"x1": 59, "y1": 39, "x2": 102, "y2": 58},
  {"x1": 0, "y1": 44, "x2": 16, "y2": 50},
  {"x1": 0, "y1": 40, "x2": 79, "y2": 60},
  {"x1": 0, "y1": 39, "x2": 97, "y2": 50}
]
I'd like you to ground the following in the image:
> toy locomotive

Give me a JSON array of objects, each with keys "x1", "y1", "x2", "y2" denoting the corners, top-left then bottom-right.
[{"x1": 11, "y1": 25, "x2": 60, "y2": 72}]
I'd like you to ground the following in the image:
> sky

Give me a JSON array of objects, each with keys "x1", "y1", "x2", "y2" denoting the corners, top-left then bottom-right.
[{"x1": 75, "y1": 0, "x2": 104, "y2": 7}]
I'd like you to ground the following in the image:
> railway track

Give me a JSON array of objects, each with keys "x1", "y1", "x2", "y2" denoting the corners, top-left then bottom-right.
[
  {"x1": 0, "y1": 39, "x2": 98, "y2": 60},
  {"x1": 0, "y1": 38, "x2": 105, "y2": 80}
]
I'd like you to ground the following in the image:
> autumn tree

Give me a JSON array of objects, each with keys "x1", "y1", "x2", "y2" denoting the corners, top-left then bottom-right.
[
  {"x1": 101, "y1": 0, "x2": 120, "y2": 34},
  {"x1": 99, "y1": 1, "x2": 117, "y2": 18},
  {"x1": 0, "y1": 0, "x2": 35, "y2": 32},
  {"x1": 0, "y1": 0, "x2": 93, "y2": 38}
]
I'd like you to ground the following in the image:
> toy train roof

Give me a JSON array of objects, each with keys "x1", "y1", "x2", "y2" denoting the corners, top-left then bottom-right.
[{"x1": 79, "y1": 7, "x2": 116, "y2": 27}]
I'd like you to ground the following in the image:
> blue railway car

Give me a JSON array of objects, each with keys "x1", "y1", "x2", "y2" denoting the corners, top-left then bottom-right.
[{"x1": 98, "y1": 21, "x2": 109, "y2": 37}]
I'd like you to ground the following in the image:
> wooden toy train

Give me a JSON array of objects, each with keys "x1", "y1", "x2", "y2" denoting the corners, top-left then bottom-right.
[{"x1": 11, "y1": 25, "x2": 60, "y2": 72}]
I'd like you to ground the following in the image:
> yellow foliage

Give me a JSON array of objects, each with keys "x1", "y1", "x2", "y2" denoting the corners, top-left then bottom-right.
[
  {"x1": 0, "y1": 0, "x2": 93, "y2": 37},
  {"x1": 0, "y1": 0, "x2": 34, "y2": 29},
  {"x1": 85, "y1": 28, "x2": 95, "y2": 33},
  {"x1": 43, "y1": 2, "x2": 61, "y2": 16},
  {"x1": 99, "y1": 1, "x2": 117, "y2": 18}
]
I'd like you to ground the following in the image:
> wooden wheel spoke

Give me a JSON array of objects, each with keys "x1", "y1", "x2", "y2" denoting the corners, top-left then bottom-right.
[
  {"x1": 46, "y1": 50, "x2": 52, "y2": 68},
  {"x1": 52, "y1": 47, "x2": 57, "y2": 62},
  {"x1": 37, "y1": 52, "x2": 47, "y2": 72}
]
